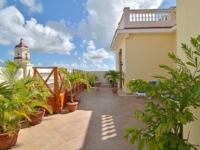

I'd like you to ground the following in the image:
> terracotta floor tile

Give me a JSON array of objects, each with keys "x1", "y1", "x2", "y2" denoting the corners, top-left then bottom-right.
[
  {"x1": 53, "y1": 144, "x2": 72, "y2": 150},
  {"x1": 83, "y1": 144, "x2": 109, "y2": 150},
  {"x1": 31, "y1": 131, "x2": 65, "y2": 150},
  {"x1": 59, "y1": 128, "x2": 85, "y2": 143},
  {"x1": 51, "y1": 122, "x2": 74, "y2": 134},
  {"x1": 67, "y1": 135, "x2": 96, "y2": 150},
  {"x1": 14, "y1": 87, "x2": 149, "y2": 150},
  {"x1": 10, "y1": 143, "x2": 39, "y2": 150}
]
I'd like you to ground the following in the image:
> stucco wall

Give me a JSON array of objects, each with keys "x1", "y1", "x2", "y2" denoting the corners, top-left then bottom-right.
[
  {"x1": 89, "y1": 71, "x2": 108, "y2": 84},
  {"x1": 177, "y1": 0, "x2": 200, "y2": 147},
  {"x1": 123, "y1": 33, "x2": 175, "y2": 93}
]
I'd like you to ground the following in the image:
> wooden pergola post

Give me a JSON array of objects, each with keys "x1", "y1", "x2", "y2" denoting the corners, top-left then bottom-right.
[{"x1": 54, "y1": 67, "x2": 60, "y2": 113}]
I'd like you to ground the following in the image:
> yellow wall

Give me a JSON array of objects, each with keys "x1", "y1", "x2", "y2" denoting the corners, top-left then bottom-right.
[
  {"x1": 123, "y1": 33, "x2": 175, "y2": 93},
  {"x1": 177, "y1": 0, "x2": 200, "y2": 147},
  {"x1": 177, "y1": 0, "x2": 200, "y2": 63}
]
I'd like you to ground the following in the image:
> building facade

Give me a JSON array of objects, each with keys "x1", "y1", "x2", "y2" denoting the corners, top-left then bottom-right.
[
  {"x1": 111, "y1": 1, "x2": 200, "y2": 148},
  {"x1": 111, "y1": 7, "x2": 177, "y2": 93}
]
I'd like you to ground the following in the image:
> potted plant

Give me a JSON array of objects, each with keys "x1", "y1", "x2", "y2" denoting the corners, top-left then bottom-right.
[
  {"x1": 0, "y1": 82, "x2": 23, "y2": 149},
  {"x1": 124, "y1": 36, "x2": 200, "y2": 150},
  {"x1": 104, "y1": 70, "x2": 124, "y2": 93},
  {"x1": 60, "y1": 69, "x2": 91, "y2": 112},
  {"x1": 87, "y1": 73, "x2": 98, "y2": 87},
  {"x1": 0, "y1": 60, "x2": 52, "y2": 149},
  {"x1": 26, "y1": 78, "x2": 53, "y2": 125}
]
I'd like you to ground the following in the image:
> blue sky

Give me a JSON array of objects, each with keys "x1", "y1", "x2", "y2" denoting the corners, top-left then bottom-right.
[{"x1": 0, "y1": 0, "x2": 176, "y2": 71}]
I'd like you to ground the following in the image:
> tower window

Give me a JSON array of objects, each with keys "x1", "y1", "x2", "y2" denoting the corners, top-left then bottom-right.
[{"x1": 25, "y1": 53, "x2": 28, "y2": 59}]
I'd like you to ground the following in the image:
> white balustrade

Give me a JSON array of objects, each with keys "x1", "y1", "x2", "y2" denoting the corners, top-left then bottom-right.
[{"x1": 118, "y1": 7, "x2": 176, "y2": 29}]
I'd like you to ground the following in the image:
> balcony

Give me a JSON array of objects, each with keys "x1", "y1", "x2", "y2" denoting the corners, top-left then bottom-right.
[
  {"x1": 118, "y1": 7, "x2": 176, "y2": 29},
  {"x1": 14, "y1": 56, "x2": 31, "y2": 61}
]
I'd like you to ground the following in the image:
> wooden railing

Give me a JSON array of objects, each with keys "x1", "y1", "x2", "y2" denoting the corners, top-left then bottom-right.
[
  {"x1": 33, "y1": 67, "x2": 86, "y2": 113},
  {"x1": 33, "y1": 67, "x2": 65, "y2": 113}
]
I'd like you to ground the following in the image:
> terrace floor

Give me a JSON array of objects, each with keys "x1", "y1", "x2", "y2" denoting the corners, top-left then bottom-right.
[{"x1": 10, "y1": 86, "x2": 152, "y2": 150}]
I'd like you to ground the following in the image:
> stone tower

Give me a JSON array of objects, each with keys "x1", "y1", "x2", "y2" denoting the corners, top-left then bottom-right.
[{"x1": 14, "y1": 38, "x2": 31, "y2": 64}]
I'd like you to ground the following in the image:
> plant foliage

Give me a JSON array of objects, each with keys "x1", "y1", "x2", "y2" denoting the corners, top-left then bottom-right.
[
  {"x1": 0, "y1": 60, "x2": 52, "y2": 134},
  {"x1": 60, "y1": 69, "x2": 91, "y2": 103},
  {"x1": 125, "y1": 36, "x2": 200, "y2": 150},
  {"x1": 104, "y1": 70, "x2": 124, "y2": 87},
  {"x1": 87, "y1": 73, "x2": 98, "y2": 86}
]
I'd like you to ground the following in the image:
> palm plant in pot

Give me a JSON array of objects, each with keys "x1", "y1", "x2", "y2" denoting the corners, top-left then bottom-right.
[
  {"x1": 26, "y1": 78, "x2": 53, "y2": 125},
  {"x1": 87, "y1": 73, "x2": 98, "y2": 87},
  {"x1": 104, "y1": 70, "x2": 124, "y2": 94},
  {"x1": 0, "y1": 60, "x2": 52, "y2": 149},
  {"x1": 124, "y1": 36, "x2": 200, "y2": 150},
  {"x1": 60, "y1": 69, "x2": 91, "y2": 112}
]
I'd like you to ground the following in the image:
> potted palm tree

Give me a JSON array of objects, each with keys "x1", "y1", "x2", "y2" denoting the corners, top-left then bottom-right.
[
  {"x1": 26, "y1": 78, "x2": 53, "y2": 125},
  {"x1": 87, "y1": 73, "x2": 98, "y2": 87},
  {"x1": 0, "y1": 60, "x2": 52, "y2": 149},
  {"x1": 60, "y1": 69, "x2": 91, "y2": 112},
  {"x1": 104, "y1": 70, "x2": 124, "y2": 94}
]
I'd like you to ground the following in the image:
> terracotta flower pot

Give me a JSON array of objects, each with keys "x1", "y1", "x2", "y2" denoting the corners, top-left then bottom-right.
[
  {"x1": 67, "y1": 102, "x2": 78, "y2": 112},
  {"x1": 112, "y1": 88, "x2": 118, "y2": 94},
  {"x1": 29, "y1": 108, "x2": 45, "y2": 125},
  {"x1": 0, "y1": 125, "x2": 21, "y2": 150}
]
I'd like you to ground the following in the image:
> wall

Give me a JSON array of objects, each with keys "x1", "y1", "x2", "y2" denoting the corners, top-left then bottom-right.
[
  {"x1": 125, "y1": 33, "x2": 175, "y2": 93},
  {"x1": 89, "y1": 71, "x2": 108, "y2": 85},
  {"x1": 177, "y1": 0, "x2": 200, "y2": 147}
]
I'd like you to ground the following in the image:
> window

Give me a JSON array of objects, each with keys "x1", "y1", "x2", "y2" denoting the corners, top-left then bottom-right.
[{"x1": 25, "y1": 53, "x2": 28, "y2": 59}]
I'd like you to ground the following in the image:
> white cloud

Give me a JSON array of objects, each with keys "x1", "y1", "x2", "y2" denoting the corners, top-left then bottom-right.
[
  {"x1": 46, "y1": 20, "x2": 74, "y2": 36},
  {"x1": 0, "y1": 59, "x2": 4, "y2": 63},
  {"x1": 78, "y1": 0, "x2": 163, "y2": 49},
  {"x1": 53, "y1": 62, "x2": 80, "y2": 71},
  {"x1": 37, "y1": 62, "x2": 42, "y2": 66},
  {"x1": 77, "y1": 40, "x2": 115, "y2": 71},
  {"x1": 80, "y1": 63, "x2": 87, "y2": 69},
  {"x1": 19, "y1": 0, "x2": 43, "y2": 13},
  {"x1": 0, "y1": 0, "x2": 6, "y2": 9},
  {"x1": 53, "y1": 62, "x2": 69, "y2": 68},
  {"x1": 82, "y1": 59, "x2": 87, "y2": 64},
  {"x1": 71, "y1": 62, "x2": 78, "y2": 69},
  {"x1": 83, "y1": 40, "x2": 114, "y2": 63},
  {"x1": 0, "y1": 6, "x2": 75, "y2": 55},
  {"x1": 87, "y1": 40, "x2": 96, "y2": 51},
  {"x1": 88, "y1": 63, "x2": 109, "y2": 71}
]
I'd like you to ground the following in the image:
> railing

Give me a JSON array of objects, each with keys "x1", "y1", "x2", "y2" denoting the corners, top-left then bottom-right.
[
  {"x1": 33, "y1": 67, "x2": 86, "y2": 113},
  {"x1": 33, "y1": 67, "x2": 65, "y2": 113},
  {"x1": 118, "y1": 7, "x2": 176, "y2": 29},
  {"x1": 14, "y1": 56, "x2": 30, "y2": 60}
]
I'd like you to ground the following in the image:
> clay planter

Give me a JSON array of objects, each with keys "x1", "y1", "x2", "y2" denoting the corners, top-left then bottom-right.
[
  {"x1": 47, "y1": 93, "x2": 65, "y2": 114},
  {"x1": 29, "y1": 108, "x2": 45, "y2": 125},
  {"x1": 0, "y1": 125, "x2": 21, "y2": 150},
  {"x1": 67, "y1": 102, "x2": 78, "y2": 112},
  {"x1": 112, "y1": 88, "x2": 118, "y2": 94}
]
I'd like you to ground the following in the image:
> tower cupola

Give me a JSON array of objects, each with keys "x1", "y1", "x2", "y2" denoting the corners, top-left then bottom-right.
[{"x1": 14, "y1": 38, "x2": 31, "y2": 64}]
